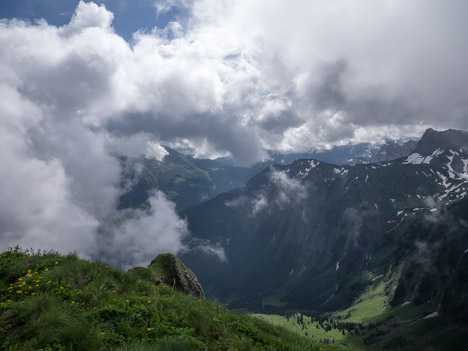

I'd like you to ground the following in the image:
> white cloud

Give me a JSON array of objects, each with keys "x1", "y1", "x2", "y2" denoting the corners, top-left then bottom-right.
[
  {"x1": 250, "y1": 170, "x2": 307, "y2": 215},
  {"x1": 252, "y1": 194, "x2": 268, "y2": 216},
  {"x1": 0, "y1": 3, "x2": 188, "y2": 267},
  {"x1": 0, "y1": 83, "x2": 98, "y2": 254},
  {"x1": 154, "y1": 0, "x2": 193, "y2": 16},
  {"x1": 1, "y1": 0, "x2": 468, "y2": 264},
  {"x1": 145, "y1": 142, "x2": 169, "y2": 161},
  {"x1": 62, "y1": 1, "x2": 114, "y2": 35},
  {"x1": 190, "y1": 242, "x2": 227, "y2": 262},
  {"x1": 2, "y1": 1, "x2": 468, "y2": 167},
  {"x1": 95, "y1": 192, "x2": 189, "y2": 269}
]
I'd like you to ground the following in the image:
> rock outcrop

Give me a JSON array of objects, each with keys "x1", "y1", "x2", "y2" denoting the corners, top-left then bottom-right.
[{"x1": 129, "y1": 253, "x2": 205, "y2": 298}]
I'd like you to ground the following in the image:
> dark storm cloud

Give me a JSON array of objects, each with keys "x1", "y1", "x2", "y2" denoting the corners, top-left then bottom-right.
[
  {"x1": 307, "y1": 60, "x2": 418, "y2": 127},
  {"x1": 106, "y1": 111, "x2": 266, "y2": 166}
]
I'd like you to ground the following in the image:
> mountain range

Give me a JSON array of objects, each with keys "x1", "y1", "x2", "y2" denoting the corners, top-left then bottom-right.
[
  {"x1": 114, "y1": 128, "x2": 468, "y2": 349},
  {"x1": 118, "y1": 140, "x2": 416, "y2": 212},
  {"x1": 177, "y1": 128, "x2": 468, "y2": 323}
]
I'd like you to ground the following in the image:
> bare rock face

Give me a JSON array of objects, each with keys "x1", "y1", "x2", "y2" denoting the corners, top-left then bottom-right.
[
  {"x1": 374, "y1": 140, "x2": 417, "y2": 162},
  {"x1": 139, "y1": 253, "x2": 205, "y2": 298}
]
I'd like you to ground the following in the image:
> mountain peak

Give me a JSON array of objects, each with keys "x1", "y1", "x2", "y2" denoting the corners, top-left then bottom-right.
[
  {"x1": 413, "y1": 128, "x2": 468, "y2": 156},
  {"x1": 374, "y1": 140, "x2": 417, "y2": 162}
]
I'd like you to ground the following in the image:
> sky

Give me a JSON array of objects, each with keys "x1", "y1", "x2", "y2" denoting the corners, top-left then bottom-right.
[{"x1": 1, "y1": 0, "x2": 468, "y2": 266}]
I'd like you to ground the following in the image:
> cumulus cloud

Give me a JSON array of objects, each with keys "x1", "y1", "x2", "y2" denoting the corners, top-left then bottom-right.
[
  {"x1": 2, "y1": 0, "x2": 468, "y2": 167},
  {"x1": 63, "y1": 1, "x2": 114, "y2": 35},
  {"x1": 2, "y1": 0, "x2": 468, "y2": 264},
  {"x1": 145, "y1": 142, "x2": 169, "y2": 161},
  {"x1": 94, "y1": 192, "x2": 189, "y2": 269},
  {"x1": 0, "y1": 2, "x2": 189, "y2": 268}
]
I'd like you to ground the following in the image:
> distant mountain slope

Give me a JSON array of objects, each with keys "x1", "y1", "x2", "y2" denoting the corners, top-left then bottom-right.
[
  {"x1": 216, "y1": 143, "x2": 382, "y2": 167},
  {"x1": 118, "y1": 143, "x2": 386, "y2": 211},
  {"x1": 118, "y1": 147, "x2": 261, "y2": 211},
  {"x1": 180, "y1": 129, "x2": 468, "y2": 325},
  {"x1": 374, "y1": 140, "x2": 417, "y2": 162}
]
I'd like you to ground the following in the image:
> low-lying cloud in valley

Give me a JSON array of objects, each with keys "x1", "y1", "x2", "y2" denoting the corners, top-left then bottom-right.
[{"x1": 1, "y1": 0, "x2": 468, "y2": 266}]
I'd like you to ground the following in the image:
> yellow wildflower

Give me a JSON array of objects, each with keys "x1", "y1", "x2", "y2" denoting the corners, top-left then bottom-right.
[
  {"x1": 148, "y1": 300, "x2": 152, "y2": 304},
  {"x1": 60, "y1": 286, "x2": 64, "y2": 290},
  {"x1": 32, "y1": 293, "x2": 36, "y2": 296},
  {"x1": 147, "y1": 328, "x2": 151, "y2": 331},
  {"x1": 45, "y1": 269, "x2": 49, "y2": 272},
  {"x1": 125, "y1": 299, "x2": 130, "y2": 303},
  {"x1": 55, "y1": 261, "x2": 59, "y2": 265}
]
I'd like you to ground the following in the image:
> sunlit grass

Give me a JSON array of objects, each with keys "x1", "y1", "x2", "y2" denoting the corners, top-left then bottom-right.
[{"x1": 0, "y1": 248, "x2": 334, "y2": 350}]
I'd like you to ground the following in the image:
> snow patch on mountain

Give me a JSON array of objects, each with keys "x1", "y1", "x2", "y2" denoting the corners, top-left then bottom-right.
[
  {"x1": 403, "y1": 153, "x2": 433, "y2": 165},
  {"x1": 333, "y1": 168, "x2": 348, "y2": 177},
  {"x1": 298, "y1": 160, "x2": 319, "y2": 178}
]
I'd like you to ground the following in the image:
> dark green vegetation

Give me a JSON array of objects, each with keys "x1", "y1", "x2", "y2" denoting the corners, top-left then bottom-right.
[
  {"x1": 178, "y1": 129, "x2": 468, "y2": 350},
  {"x1": 118, "y1": 147, "x2": 264, "y2": 211},
  {"x1": 0, "y1": 249, "x2": 344, "y2": 351}
]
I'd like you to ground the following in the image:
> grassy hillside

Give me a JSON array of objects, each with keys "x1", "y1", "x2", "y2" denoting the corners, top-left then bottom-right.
[
  {"x1": 254, "y1": 280, "x2": 468, "y2": 351},
  {"x1": 0, "y1": 248, "x2": 341, "y2": 351}
]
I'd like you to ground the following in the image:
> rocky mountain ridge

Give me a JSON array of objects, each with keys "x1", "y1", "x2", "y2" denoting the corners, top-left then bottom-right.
[{"x1": 179, "y1": 128, "x2": 468, "y2": 324}]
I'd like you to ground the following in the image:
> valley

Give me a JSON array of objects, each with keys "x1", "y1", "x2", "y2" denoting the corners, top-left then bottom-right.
[{"x1": 117, "y1": 128, "x2": 468, "y2": 350}]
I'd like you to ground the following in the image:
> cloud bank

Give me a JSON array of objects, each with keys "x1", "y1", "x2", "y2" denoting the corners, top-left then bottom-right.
[{"x1": 1, "y1": 1, "x2": 468, "y2": 265}]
